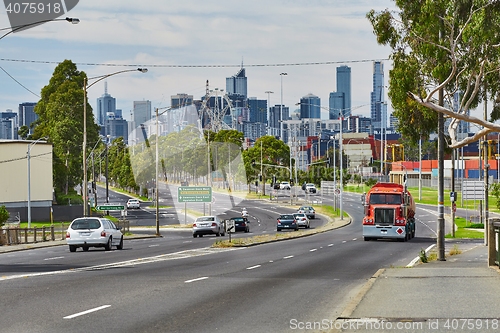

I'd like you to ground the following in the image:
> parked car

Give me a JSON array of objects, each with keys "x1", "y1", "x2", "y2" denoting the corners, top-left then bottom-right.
[
  {"x1": 229, "y1": 216, "x2": 250, "y2": 233},
  {"x1": 298, "y1": 206, "x2": 316, "y2": 219},
  {"x1": 192, "y1": 216, "x2": 225, "y2": 238},
  {"x1": 277, "y1": 213, "x2": 298, "y2": 231},
  {"x1": 126, "y1": 198, "x2": 140, "y2": 209},
  {"x1": 293, "y1": 212, "x2": 310, "y2": 229},
  {"x1": 273, "y1": 182, "x2": 281, "y2": 190},
  {"x1": 66, "y1": 217, "x2": 123, "y2": 252},
  {"x1": 280, "y1": 181, "x2": 291, "y2": 190},
  {"x1": 304, "y1": 183, "x2": 317, "y2": 193}
]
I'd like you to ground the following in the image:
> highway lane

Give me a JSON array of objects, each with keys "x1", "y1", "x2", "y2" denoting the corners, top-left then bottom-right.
[{"x1": 0, "y1": 191, "x2": 451, "y2": 333}]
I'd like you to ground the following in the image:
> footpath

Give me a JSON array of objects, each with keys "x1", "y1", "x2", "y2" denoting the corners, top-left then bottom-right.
[{"x1": 331, "y1": 240, "x2": 500, "y2": 333}]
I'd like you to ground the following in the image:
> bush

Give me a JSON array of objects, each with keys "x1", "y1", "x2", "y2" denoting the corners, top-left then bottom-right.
[{"x1": 0, "y1": 205, "x2": 9, "y2": 226}]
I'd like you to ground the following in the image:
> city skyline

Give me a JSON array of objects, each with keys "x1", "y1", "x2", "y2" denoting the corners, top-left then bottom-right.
[{"x1": 0, "y1": 1, "x2": 396, "y2": 121}]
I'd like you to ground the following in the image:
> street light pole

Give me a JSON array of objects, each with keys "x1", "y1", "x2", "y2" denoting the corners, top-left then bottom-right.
[
  {"x1": 82, "y1": 68, "x2": 147, "y2": 216},
  {"x1": 280, "y1": 73, "x2": 287, "y2": 141},
  {"x1": 265, "y1": 91, "x2": 273, "y2": 135},
  {"x1": 0, "y1": 17, "x2": 79, "y2": 41},
  {"x1": 27, "y1": 137, "x2": 47, "y2": 228}
]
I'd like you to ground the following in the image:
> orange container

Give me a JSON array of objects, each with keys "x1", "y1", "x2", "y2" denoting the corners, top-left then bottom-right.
[
  {"x1": 465, "y1": 159, "x2": 479, "y2": 169},
  {"x1": 489, "y1": 160, "x2": 497, "y2": 170},
  {"x1": 422, "y1": 160, "x2": 432, "y2": 169},
  {"x1": 431, "y1": 160, "x2": 438, "y2": 168}
]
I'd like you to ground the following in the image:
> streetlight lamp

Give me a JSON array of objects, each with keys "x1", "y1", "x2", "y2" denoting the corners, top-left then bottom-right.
[
  {"x1": 27, "y1": 137, "x2": 47, "y2": 228},
  {"x1": 280, "y1": 73, "x2": 287, "y2": 141},
  {"x1": 0, "y1": 17, "x2": 79, "y2": 41},
  {"x1": 82, "y1": 68, "x2": 148, "y2": 216}
]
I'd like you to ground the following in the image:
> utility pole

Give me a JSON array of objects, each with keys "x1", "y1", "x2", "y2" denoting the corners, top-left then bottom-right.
[{"x1": 437, "y1": 87, "x2": 446, "y2": 261}]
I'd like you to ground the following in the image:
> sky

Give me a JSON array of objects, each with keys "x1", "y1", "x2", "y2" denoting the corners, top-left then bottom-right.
[{"x1": 0, "y1": 0, "x2": 397, "y2": 121}]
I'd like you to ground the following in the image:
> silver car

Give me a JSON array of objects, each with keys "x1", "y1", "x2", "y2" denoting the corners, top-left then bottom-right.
[
  {"x1": 193, "y1": 216, "x2": 225, "y2": 238},
  {"x1": 66, "y1": 217, "x2": 123, "y2": 252},
  {"x1": 293, "y1": 212, "x2": 310, "y2": 229}
]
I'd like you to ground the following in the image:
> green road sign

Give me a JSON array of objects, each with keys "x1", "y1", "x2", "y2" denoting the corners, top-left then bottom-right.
[
  {"x1": 178, "y1": 186, "x2": 212, "y2": 203},
  {"x1": 96, "y1": 205, "x2": 124, "y2": 211}
]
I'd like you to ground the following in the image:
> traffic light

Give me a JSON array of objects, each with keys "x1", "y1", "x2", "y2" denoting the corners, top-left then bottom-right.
[
  {"x1": 259, "y1": 174, "x2": 262, "y2": 181},
  {"x1": 252, "y1": 159, "x2": 256, "y2": 167}
]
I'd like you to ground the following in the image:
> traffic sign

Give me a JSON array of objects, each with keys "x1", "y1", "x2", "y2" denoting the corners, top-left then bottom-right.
[
  {"x1": 178, "y1": 186, "x2": 212, "y2": 203},
  {"x1": 96, "y1": 205, "x2": 124, "y2": 211}
]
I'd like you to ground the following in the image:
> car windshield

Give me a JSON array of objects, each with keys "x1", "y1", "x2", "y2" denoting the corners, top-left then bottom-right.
[
  {"x1": 71, "y1": 219, "x2": 101, "y2": 230},
  {"x1": 280, "y1": 215, "x2": 295, "y2": 219},
  {"x1": 232, "y1": 218, "x2": 244, "y2": 222}
]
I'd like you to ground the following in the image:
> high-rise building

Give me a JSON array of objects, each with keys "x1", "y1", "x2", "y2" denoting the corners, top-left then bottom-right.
[
  {"x1": 0, "y1": 110, "x2": 18, "y2": 139},
  {"x1": 299, "y1": 94, "x2": 321, "y2": 119},
  {"x1": 171, "y1": 93, "x2": 193, "y2": 108},
  {"x1": 269, "y1": 105, "x2": 289, "y2": 137},
  {"x1": 336, "y1": 65, "x2": 351, "y2": 117},
  {"x1": 247, "y1": 97, "x2": 267, "y2": 124},
  {"x1": 329, "y1": 92, "x2": 344, "y2": 119},
  {"x1": 18, "y1": 102, "x2": 37, "y2": 132},
  {"x1": 226, "y1": 67, "x2": 247, "y2": 106},
  {"x1": 96, "y1": 82, "x2": 116, "y2": 126},
  {"x1": 370, "y1": 61, "x2": 385, "y2": 132},
  {"x1": 132, "y1": 100, "x2": 152, "y2": 126}
]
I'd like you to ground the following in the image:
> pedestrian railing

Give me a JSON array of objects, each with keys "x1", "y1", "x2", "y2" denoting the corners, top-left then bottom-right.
[{"x1": 0, "y1": 224, "x2": 67, "y2": 246}]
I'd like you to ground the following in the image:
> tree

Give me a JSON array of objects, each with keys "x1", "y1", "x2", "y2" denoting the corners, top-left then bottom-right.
[
  {"x1": 367, "y1": 1, "x2": 500, "y2": 148},
  {"x1": 33, "y1": 60, "x2": 100, "y2": 196},
  {"x1": 0, "y1": 205, "x2": 9, "y2": 226}
]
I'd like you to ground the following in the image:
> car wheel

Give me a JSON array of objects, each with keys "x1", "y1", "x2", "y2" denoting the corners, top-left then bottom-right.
[
  {"x1": 116, "y1": 237, "x2": 123, "y2": 250},
  {"x1": 277, "y1": 228, "x2": 281, "y2": 232},
  {"x1": 193, "y1": 234, "x2": 197, "y2": 238},
  {"x1": 245, "y1": 228, "x2": 249, "y2": 233},
  {"x1": 104, "y1": 237, "x2": 112, "y2": 251},
  {"x1": 69, "y1": 245, "x2": 76, "y2": 252},
  {"x1": 221, "y1": 231, "x2": 225, "y2": 236},
  {"x1": 199, "y1": 234, "x2": 203, "y2": 237},
  {"x1": 82, "y1": 246, "x2": 89, "y2": 252}
]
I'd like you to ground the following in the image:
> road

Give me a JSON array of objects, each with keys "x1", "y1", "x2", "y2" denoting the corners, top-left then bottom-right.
[{"x1": 0, "y1": 189, "x2": 451, "y2": 333}]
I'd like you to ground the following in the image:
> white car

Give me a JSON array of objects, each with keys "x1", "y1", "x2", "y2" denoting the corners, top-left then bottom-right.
[
  {"x1": 279, "y1": 181, "x2": 291, "y2": 190},
  {"x1": 293, "y1": 212, "x2": 310, "y2": 229},
  {"x1": 66, "y1": 217, "x2": 123, "y2": 252},
  {"x1": 193, "y1": 216, "x2": 225, "y2": 238},
  {"x1": 126, "y1": 198, "x2": 140, "y2": 209},
  {"x1": 305, "y1": 183, "x2": 317, "y2": 193}
]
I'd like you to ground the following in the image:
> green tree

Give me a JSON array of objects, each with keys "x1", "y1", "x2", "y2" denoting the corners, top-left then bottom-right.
[
  {"x1": 33, "y1": 60, "x2": 100, "y2": 197},
  {"x1": 0, "y1": 205, "x2": 9, "y2": 226},
  {"x1": 367, "y1": 1, "x2": 500, "y2": 148}
]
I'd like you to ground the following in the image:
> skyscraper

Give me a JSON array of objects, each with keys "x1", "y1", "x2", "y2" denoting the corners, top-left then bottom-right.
[
  {"x1": 299, "y1": 94, "x2": 321, "y2": 119},
  {"x1": 18, "y1": 102, "x2": 37, "y2": 131},
  {"x1": 370, "y1": 61, "x2": 385, "y2": 132},
  {"x1": 247, "y1": 97, "x2": 267, "y2": 124},
  {"x1": 226, "y1": 67, "x2": 247, "y2": 105},
  {"x1": 336, "y1": 65, "x2": 351, "y2": 117},
  {"x1": 329, "y1": 92, "x2": 344, "y2": 119},
  {"x1": 96, "y1": 82, "x2": 116, "y2": 126},
  {"x1": 132, "y1": 100, "x2": 152, "y2": 126}
]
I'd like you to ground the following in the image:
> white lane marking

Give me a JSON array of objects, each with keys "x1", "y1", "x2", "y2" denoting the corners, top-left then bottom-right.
[
  {"x1": 246, "y1": 265, "x2": 261, "y2": 270},
  {"x1": 352, "y1": 238, "x2": 357, "y2": 241},
  {"x1": 64, "y1": 305, "x2": 111, "y2": 319},
  {"x1": 283, "y1": 255, "x2": 294, "y2": 259},
  {"x1": 148, "y1": 244, "x2": 159, "y2": 248},
  {"x1": 185, "y1": 277, "x2": 209, "y2": 283},
  {"x1": 309, "y1": 249, "x2": 317, "y2": 252},
  {"x1": 328, "y1": 244, "x2": 334, "y2": 247},
  {"x1": 342, "y1": 241, "x2": 347, "y2": 243},
  {"x1": 44, "y1": 256, "x2": 64, "y2": 261}
]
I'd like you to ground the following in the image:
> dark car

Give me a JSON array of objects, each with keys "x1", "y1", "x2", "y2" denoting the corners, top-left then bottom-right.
[
  {"x1": 229, "y1": 217, "x2": 250, "y2": 233},
  {"x1": 277, "y1": 214, "x2": 298, "y2": 231},
  {"x1": 273, "y1": 183, "x2": 281, "y2": 190}
]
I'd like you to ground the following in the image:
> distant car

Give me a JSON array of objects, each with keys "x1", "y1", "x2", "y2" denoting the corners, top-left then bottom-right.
[
  {"x1": 280, "y1": 181, "x2": 291, "y2": 190},
  {"x1": 298, "y1": 206, "x2": 316, "y2": 219},
  {"x1": 66, "y1": 217, "x2": 123, "y2": 252},
  {"x1": 126, "y1": 198, "x2": 140, "y2": 209},
  {"x1": 305, "y1": 183, "x2": 317, "y2": 193},
  {"x1": 229, "y1": 216, "x2": 250, "y2": 233},
  {"x1": 192, "y1": 216, "x2": 225, "y2": 238},
  {"x1": 293, "y1": 212, "x2": 310, "y2": 229},
  {"x1": 273, "y1": 183, "x2": 281, "y2": 190},
  {"x1": 180, "y1": 181, "x2": 189, "y2": 186},
  {"x1": 277, "y1": 213, "x2": 298, "y2": 231}
]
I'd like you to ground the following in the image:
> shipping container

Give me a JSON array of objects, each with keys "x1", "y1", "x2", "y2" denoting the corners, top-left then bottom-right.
[
  {"x1": 467, "y1": 169, "x2": 480, "y2": 179},
  {"x1": 422, "y1": 160, "x2": 432, "y2": 169},
  {"x1": 432, "y1": 160, "x2": 438, "y2": 168},
  {"x1": 466, "y1": 159, "x2": 479, "y2": 169}
]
